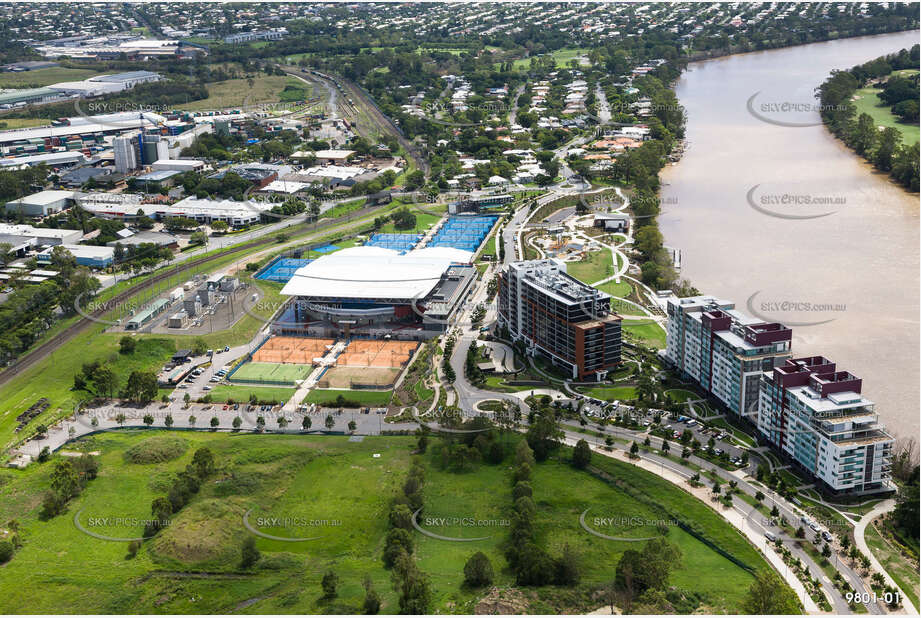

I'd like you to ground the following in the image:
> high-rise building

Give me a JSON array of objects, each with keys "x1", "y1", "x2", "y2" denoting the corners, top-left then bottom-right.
[
  {"x1": 757, "y1": 356, "x2": 893, "y2": 495},
  {"x1": 664, "y1": 295, "x2": 792, "y2": 418},
  {"x1": 497, "y1": 259, "x2": 621, "y2": 381}
]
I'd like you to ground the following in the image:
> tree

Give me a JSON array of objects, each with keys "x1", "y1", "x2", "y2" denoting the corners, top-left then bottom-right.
[
  {"x1": 184, "y1": 393, "x2": 192, "y2": 407},
  {"x1": 743, "y1": 569, "x2": 801, "y2": 614},
  {"x1": 50, "y1": 460, "x2": 81, "y2": 500},
  {"x1": 463, "y1": 551, "x2": 495, "y2": 587},
  {"x1": 0, "y1": 540, "x2": 13, "y2": 564},
  {"x1": 190, "y1": 231, "x2": 208, "y2": 246},
  {"x1": 143, "y1": 414, "x2": 154, "y2": 427},
  {"x1": 321, "y1": 569, "x2": 340, "y2": 598},
  {"x1": 118, "y1": 336, "x2": 136, "y2": 354},
  {"x1": 192, "y1": 338, "x2": 208, "y2": 356},
  {"x1": 192, "y1": 447, "x2": 215, "y2": 478},
  {"x1": 755, "y1": 490, "x2": 764, "y2": 502},
  {"x1": 232, "y1": 416, "x2": 242, "y2": 430},
  {"x1": 348, "y1": 419, "x2": 357, "y2": 433},
  {"x1": 393, "y1": 552, "x2": 432, "y2": 614},
  {"x1": 240, "y1": 536, "x2": 260, "y2": 568},
  {"x1": 302, "y1": 415, "x2": 312, "y2": 432},
  {"x1": 278, "y1": 416, "x2": 289, "y2": 430},
  {"x1": 630, "y1": 441, "x2": 639, "y2": 457},
  {"x1": 210, "y1": 416, "x2": 219, "y2": 430},
  {"x1": 362, "y1": 575, "x2": 381, "y2": 614},
  {"x1": 525, "y1": 410, "x2": 562, "y2": 461},
  {"x1": 325, "y1": 414, "x2": 335, "y2": 431},
  {"x1": 164, "y1": 414, "x2": 174, "y2": 428},
  {"x1": 661, "y1": 440, "x2": 670, "y2": 454},
  {"x1": 572, "y1": 439, "x2": 591, "y2": 469},
  {"x1": 125, "y1": 371, "x2": 158, "y2": 403},
  {"x1": 187, "y1": 413, "x2": 195, "y2": 426}
]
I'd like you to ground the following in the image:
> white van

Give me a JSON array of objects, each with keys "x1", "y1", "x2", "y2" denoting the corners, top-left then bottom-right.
[{"x1": 764, "y1": 531, "x2": 777, "y2": 542}]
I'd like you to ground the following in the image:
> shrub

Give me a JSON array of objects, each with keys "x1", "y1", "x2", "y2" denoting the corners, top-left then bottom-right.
[
  {"x1": 240, "y1": 536, "x2": 260, "y2": 568},
  {"x1": 463, "y1": 551, "x2": 494, "y2": 587},
  {"x1": 0, "y1": 540, "x2": 13, "y2": 564},
  {"x1": 124, "y1": 436, "x2": 188, "y2": 464}
]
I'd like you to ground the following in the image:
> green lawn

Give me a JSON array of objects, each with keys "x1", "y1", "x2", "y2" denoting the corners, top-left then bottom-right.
[
  {"x1": 594, "y1": 279, "x2": 633, "y2": 298},
  {"x1": 852, "y1": 85, "x2": 919, "y2": 145},
  {"x1": 0, "y1": 431, "x2": 778, "y2": 613},
  {"x1": 502, "y1": 47, "x2": 590, "y2": 70},
  {"x1": 207, "y1": 384, "x2": 295, "y2": 404},
  {"x1": 622, "y1": 320, "x2": 667, "y2": 349},
  {"x1": 864, "y1": 519, "x2": 920, "y2": 610},
  {"x1": 577, "y1": 385, "x2": 636, "y2": 401},
  {"x1": 0, "y1": 67, "x2": 103, "y2": 88},
  {"x1": 664, "y1": 388, "x2": 702, "y2": 403},
  {"x1": 230, "y1": 362, "x2": 312, "y2": 384},
  {"x1": 565, "y1": 248, "x2": 614, "y2": 285},
  {"x1": 374, "y1": 208, "x2": 442, "y2": 235},
  {"x1": 303, "y1": 389, "x2": 393, "y2": 407}
]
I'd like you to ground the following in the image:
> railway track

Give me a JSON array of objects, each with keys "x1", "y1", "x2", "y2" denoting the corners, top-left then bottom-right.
[{"x1": 279, "y1": 66, "x2": 429, "y2": 176}]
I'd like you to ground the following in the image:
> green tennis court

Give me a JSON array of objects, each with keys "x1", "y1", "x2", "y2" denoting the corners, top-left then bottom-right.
[{"x1": 230, "y1": 362, "x2": 313, "y2": 384}]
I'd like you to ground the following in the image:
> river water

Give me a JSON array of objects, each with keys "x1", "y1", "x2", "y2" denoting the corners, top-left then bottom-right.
[{"x1": 660, "y1": 31, "x2": 920, "y2": 440}]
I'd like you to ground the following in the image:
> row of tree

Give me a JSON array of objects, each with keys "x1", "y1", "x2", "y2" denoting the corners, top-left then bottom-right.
[{"x1": 817, "y1": 45, "x2": 920, "y2": 192}]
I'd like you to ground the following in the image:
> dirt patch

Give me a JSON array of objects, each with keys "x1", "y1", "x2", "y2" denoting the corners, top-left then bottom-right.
[
  {"x1": 319, "y1": 366, "x2": 400, "y2": 388},
  {"x1": 475, "y1": 586, "x2": 533, "y2": 614}
]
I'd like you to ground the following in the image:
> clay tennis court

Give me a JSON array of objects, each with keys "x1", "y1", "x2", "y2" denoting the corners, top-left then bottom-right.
[
  {"x1": 334, "y1": 340, "x2": 419, "y2": 368},
  {"x1": 252, "y1": 336, "x2": 335, "y2": 364}
]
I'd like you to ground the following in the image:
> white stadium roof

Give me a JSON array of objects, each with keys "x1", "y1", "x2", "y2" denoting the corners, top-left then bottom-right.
[{"x1": 280, "y1": 246, "x2": 473, "y2": 301}]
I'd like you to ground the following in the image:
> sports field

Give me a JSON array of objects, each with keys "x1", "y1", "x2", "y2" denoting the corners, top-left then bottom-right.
[
  {"x1": 230, "y1": 361, "x2": 312, "y2": 384},
  {"x1": 319, "y1": 366, "x2": 400, "y2": 389}
]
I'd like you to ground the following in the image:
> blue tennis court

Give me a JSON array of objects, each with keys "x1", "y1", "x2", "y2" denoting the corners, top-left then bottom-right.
[
  {"x1": 255, "y1": 257, "x2": 312, "y2": 282},
  {"x1": 311, "y1": 244, "x2": 339, "y2": 254},
  {"x1": 427, "y1": 215, "x2": 498, "y2": 252},
  {"x1": 365, "y1": 233, "x2": 421, "y2": 253}
]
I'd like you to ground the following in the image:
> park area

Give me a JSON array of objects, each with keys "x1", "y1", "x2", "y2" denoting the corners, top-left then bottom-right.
[{"x1": 0, "y1": 431, "x2": 774, "y2": 613}]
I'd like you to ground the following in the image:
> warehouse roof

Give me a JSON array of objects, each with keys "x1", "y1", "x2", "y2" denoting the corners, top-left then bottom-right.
[{"x1": 280, "y1": 245, "x2": 474, "y2": 301}]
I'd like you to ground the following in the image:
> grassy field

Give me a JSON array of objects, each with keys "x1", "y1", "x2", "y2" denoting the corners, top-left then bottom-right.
[
  {"x1": 577, "y1": 385, "x2": 637, "y2": 401},
  {"x1": 565, "y1": 248, "x2": 614, "y2": 285},
  {"x1": 852, "y1": 85, "x2": 920, "y2": 145},
  {"x1": 503, "y1": 47, "x2": 590, "y2": 70},
  {"x1": 0, "y1": 431, "x2": 774, "y2": 613},
  {"x1": 594, "y1": 279, "x2": 632, "y2": 298},
  {"x1": 303, "y1": 389, "x2": 393, "y2": 407},
  {"x1": 174, "y1": 74, "x2": 292, "y2": 111},
  {"x1": 864, "y1": 520, "x2": 920, "y2": 610},
  {"x1": 207, "y1": 384, "x2": 295, "y2": 404},
  {"x1": 0, "y1": 117, "x2": 55, "y2": 129},
  {"x1": 230, "y1": 362, "x2": 312, "y2": 384},
  {"x1": 0, "y1": 67, "x2": 102, "y2": 88},
  {"x1": 622, "y1": 320, "x2": 667, "y2": 349},
  {"x1": 374, "y1": 208, "x2": 442, "y2": 235}
]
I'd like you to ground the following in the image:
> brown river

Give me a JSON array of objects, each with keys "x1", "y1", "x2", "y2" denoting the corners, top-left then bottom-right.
[{"x1": 660, "y1": 31, "x2": 920, "y2": 440}]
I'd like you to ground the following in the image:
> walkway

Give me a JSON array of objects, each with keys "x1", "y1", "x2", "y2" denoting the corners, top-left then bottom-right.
[{"x1": 854, "y1": 499, "x2": 917, "y2": 615}]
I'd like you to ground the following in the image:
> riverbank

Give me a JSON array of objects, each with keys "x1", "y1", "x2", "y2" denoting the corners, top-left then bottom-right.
[{"x1": 658, "y1": 29, "x2": 920, "y2": 441}]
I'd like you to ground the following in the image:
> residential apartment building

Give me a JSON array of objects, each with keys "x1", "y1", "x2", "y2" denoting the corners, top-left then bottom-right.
[
  {"x1": 497, "y1": 259, "x2": 621, "y2": 381},
  {"x1": 664, "y1": 295, "x2": 792, "y2": 418},
  {"x1": 757, "y1": 356, "x2": 893, "y2": 495}
]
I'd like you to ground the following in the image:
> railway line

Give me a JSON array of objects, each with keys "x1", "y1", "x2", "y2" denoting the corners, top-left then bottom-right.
[{"x1": 279, "y1": 65, "x2": 429, "y2": 176}]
